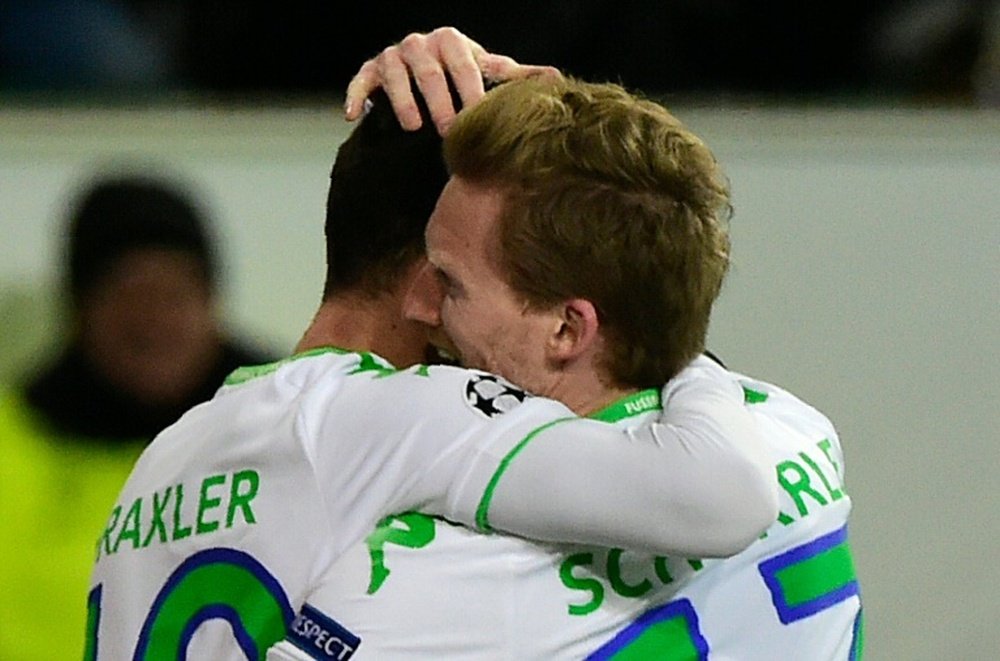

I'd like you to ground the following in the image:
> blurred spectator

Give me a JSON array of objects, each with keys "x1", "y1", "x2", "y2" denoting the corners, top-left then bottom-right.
[{"x1": 0, "y1": 173, "x2": 273, "y2": 660}]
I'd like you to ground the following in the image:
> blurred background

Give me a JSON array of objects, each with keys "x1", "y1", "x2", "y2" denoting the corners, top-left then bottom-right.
[
  {"x1": 1, "y1": 2, "x2": 998, "y2": 660},
  {"x1": 1, "y1": 1, "x2": 1000, "y2": 104}
]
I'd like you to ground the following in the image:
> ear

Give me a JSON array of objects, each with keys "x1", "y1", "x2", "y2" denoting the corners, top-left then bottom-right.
[{"x1": 546, "y1": 298, "x2": 601, "y2": 363}]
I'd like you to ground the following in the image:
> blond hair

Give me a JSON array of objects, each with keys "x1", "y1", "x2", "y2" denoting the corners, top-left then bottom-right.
[{"x1": 444, "y1": 77, "x2": 731, "y2": 387}]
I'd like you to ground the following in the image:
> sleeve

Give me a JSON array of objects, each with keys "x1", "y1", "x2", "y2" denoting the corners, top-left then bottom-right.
[
  {"x1": 307, "y1": 359, "x2": 775, "y2": 558},
  {"x1": 265, "y1": 601, "x2": 361, "y2": 661},
  {"x1": 266, "y1": 642, "x2": 310, "y2": 660},
  {"x1": 463, "y1": 356, "x2": 779, "y2": 557},
  {"x1": 301, "y1": 363, "x2": 584, "y2": 558}
]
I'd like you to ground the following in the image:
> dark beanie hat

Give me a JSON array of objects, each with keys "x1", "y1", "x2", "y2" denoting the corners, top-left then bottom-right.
[{"x1": 67, "y1": 175, "x2": 217, "y2": 303}]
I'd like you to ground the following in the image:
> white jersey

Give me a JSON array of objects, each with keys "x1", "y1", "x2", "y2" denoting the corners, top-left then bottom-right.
[
  {"x1": 269, "y1": 364, "x2": 861, "y2": 660},
  {"x1": 87, "y1": 350, "x2": 776, "y2": 660}
]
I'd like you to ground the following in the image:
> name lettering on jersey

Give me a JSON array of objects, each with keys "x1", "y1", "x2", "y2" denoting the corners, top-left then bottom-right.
[
  {"x1": 772, "y1": 439, "x2": 845, "y2": 529},
  {"x1": 287, "y1": 603, "x2": 360, "y2": 660},
  {"x1": 350, "y1": 436, "x2": 851, "y2": 620},
  {"x1": 560, "y1": 551, "x2": 705, "y2": 615},
  {"x1": 559, "y1": 439, "x2": 849, "y2": 614},
  {"x1": 96, "y1": 469, "x2": 260, "y2": 559}
]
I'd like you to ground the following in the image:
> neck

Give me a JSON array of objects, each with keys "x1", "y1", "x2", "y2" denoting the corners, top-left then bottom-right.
[
  {"x1": 538, "y1": 364, "x2": 638, "y2": 418},
  {"x1": 295, "y1": 291, "x2": 428, "y2": 368}
]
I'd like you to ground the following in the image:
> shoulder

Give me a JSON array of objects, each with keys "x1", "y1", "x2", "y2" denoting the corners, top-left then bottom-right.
[
  {"x1": 666, "y1": 355, "x2": 746, "y2": 400},
  {"x1": 329, "y1": 362, "x2": 557, "y2": 423},
  {"x1": 734, "y1": 372, "x2": 839, "y2": 440}
]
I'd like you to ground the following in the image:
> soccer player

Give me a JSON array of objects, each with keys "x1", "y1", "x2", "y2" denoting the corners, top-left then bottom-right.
[
  {"x1": 86, "y1": 80, "x2": 777, "y2": 659},
  {"x1": 267, "y1": 36, "x2": 863, "y2": 661}
]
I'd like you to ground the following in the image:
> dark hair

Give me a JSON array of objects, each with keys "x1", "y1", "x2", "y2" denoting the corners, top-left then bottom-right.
[
  {"x1": 322, "y1": 86, "x2": 455, "y2": 299},
  {"x1": 67, "y1": 175, "x2": 216, "y2": 305}
]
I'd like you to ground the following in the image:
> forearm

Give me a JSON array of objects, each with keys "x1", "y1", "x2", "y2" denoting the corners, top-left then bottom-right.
[{"x1": 474, "y1": 357, "x2": 778, "y2": 557}]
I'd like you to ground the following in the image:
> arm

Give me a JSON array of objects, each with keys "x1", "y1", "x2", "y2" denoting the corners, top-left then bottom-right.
[
  {"x1": 345, "y1": 26, "x2": 560, "y2": 134},
  {"x1": 449, "y1": 356, "x2": 779, "y2": 557},
  {"x1": 309, "y1": 357, "x2": 775, "y2": 560}
]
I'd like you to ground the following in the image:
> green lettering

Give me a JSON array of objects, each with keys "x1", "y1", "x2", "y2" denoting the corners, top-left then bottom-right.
[
  {"x1": 686, "y1": 559, "x2": 704, "y2": 571},
  {"x1": 560, "y1": 553, "x2": 604, "y2": 615},
  {"x1": 142, "y1": 486, "x2": 172, "y2": 548},
  {"x1": 196, "y1": 474, "x2": 226, "y2": 534},
  {"x1": 607, "y1": 549, "x2": 653, "y2": 598},
  {"x1": 172, "y1": 483, "x2": 192, "y2": 540},
  {"x1": 113, "y1": 497, "x2": 143, "y2": 553},
  {"x1": 654, "y1": 557, "x2": 673, "y2": 584},
  {"x1": 226, "y1": 470, "x2": 260, "y2": 528},
  {"x1": 97, "y1": 505, "x2": 122, "y2": 559},
  {"x1": 366, "y1": 513, "x2": 436, "y2": 594},
  {"x1": 799, "y1": 451, "x2": 844, "y2": 502},
  {"x1": 777, "y1": 460, "x2": 828, "y2": 516},
  {"x1": 817, "y1": 439, "x2": 845, "y2": 484}
]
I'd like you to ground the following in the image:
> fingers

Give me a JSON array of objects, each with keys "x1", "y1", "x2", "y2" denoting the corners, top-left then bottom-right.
[
  {"x1": 480, "y1": 54, "x2": 563, "y2": 84},
  {"x1": 397, "y1": 31, "x2": 458, "y2": 134},
  {"x1": 343, "y1": 26, "x2": 563, "y2": 135},
  {"x1": 344, "y1": 27, "x2": 476, "y2": 132},
  {"x1": 344, "y1": 59, "x2": 379, "y2": 122},
  {"x1": 378, "y1": 43, "x2": 424, "y2": 131},
  {"x1": 424, "y1": 30, "x2": 487, "y2": 131}
]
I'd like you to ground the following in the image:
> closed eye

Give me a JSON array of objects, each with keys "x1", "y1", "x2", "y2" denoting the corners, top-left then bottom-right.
[{"x1": 433, "y1": 265, "x2": 462, "y2": 298}]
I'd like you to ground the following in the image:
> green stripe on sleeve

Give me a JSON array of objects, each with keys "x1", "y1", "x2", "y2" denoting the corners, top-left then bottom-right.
[{"x1": 475, "y1": 417, "x2": 575, "y2": 531}]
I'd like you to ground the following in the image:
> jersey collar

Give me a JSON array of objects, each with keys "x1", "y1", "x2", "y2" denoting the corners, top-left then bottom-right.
[{"x1": 588, "y1": 388, "x2": 662, "y2": 423}]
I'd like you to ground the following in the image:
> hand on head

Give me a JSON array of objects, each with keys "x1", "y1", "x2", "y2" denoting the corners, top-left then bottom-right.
[{"x1": 345, "y1": 26, "x2": 560, "y2": 135}]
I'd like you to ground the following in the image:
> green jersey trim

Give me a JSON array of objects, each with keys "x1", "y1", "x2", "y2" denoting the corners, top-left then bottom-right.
[
  {"x1": 741, "y1": 384, "x2": 769, "y2": 404},
  {"x1": 475, "y1": 417, "x2": 575, "y2": 532},
  {"x1": 588, "y1": 389, "x2": 661, "y2": 423},
  {"x1": 475, "y1": 389, "x2": 660, "y2": 531},
  {"x1": 223, "y1": 346, "x2": 397, "y2": 386}
]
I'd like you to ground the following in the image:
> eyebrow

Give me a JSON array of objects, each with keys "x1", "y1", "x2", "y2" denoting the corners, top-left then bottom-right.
[{"x1": 430, "y1": 261, "x2": 462, "y2": 294}]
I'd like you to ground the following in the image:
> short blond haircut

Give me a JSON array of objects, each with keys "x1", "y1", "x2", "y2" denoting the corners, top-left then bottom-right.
[{"x1": 444, "y1": 77, "x2": 731, "y2": 388}]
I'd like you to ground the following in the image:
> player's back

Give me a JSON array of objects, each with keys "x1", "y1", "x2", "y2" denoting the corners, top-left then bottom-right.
[
  {"x1": 88, "y1": 349, "x2": 359, "y2": 659},
  {"x1": 656, "y1": 372, "x2": 863, "y2": 660},
  {"x1": 275, "y1": 388, "x2": 672, "y2": 660},
  {"x1": 87, "y1": 347, "x2": 581, "y2": 659},
  {"x1": 275, "y1": 365, "x2": 861, "y2": 660}
]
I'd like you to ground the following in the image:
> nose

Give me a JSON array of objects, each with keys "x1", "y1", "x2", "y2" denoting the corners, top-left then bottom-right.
[{"x1": 402, "y1": 259, "x2": 444, "y2": 327}]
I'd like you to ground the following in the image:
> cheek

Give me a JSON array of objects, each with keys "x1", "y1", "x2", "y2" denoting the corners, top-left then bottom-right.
[
  {"x1": 439, "y1": 299, "x2": 472, "y2": 348},
  {"x1": 439, "y1": 298, "x2": 495, "y2": 364},
  {"x1": 162, "y1": 298, "x2": 216, "y2": 339}
]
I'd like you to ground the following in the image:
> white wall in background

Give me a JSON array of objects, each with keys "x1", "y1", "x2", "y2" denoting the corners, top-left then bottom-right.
[{"x1": 2, "y1": 105, "x2": 997, "y2": 661}]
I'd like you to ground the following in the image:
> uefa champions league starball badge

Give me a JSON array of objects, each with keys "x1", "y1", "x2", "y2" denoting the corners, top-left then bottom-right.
[{"x1": 464, "y1": 373, "x2": 529, "y2": 418}]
